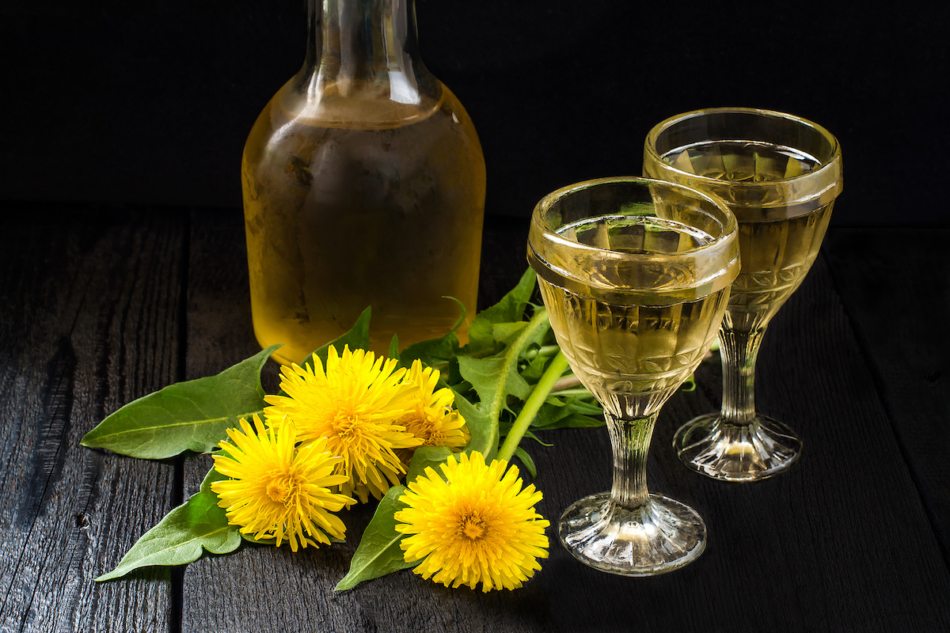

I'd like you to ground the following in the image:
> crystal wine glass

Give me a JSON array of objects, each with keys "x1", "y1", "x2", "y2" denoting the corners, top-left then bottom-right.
[
  {"x1": 643, "y1": 108, "x2": 843, "y2": 482},
  {"x1": 527, "y1": 177, "x2": 739, "y2": 576}
]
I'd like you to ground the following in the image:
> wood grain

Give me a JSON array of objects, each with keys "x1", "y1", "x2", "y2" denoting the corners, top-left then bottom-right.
[
  {"x1": 824, "y1": 228, "x2": 950, "y2": 566},
  {"x1": 503, "y1": 245, "x2": 950, "y2": 631},
  {"x1": 179, "y1": 215, "x2": 950, "y2": 631},
  {"x1": 3, "y1": 206, "x2": 947, "y2": 632},
  {"x1": 0, "y1": 208, "x2": 185, "y2": 632}
]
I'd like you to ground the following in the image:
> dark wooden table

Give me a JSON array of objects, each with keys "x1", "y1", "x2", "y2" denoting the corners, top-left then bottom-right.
[{"x1": 2, "y1": 207, "x2": 948, "y2": 632}]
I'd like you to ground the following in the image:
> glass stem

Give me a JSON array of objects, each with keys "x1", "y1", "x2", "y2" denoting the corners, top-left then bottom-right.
[
  {"x1": 606, "y1": 411, "x2": 657, "y2": 510},
  {"x1": 719, "y1": 327, "x2": 766, "y2": 425}
]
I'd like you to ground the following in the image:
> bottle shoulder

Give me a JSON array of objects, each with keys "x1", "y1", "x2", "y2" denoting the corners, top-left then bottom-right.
[
  {"x1": 245, "y1": 76, "x2": 482, "y2": 154},
  {"x1": 262, "y1": 71, "x2": 453, "y2": 130}
]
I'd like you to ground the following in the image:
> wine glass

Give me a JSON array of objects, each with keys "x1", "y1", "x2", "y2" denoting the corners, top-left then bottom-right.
[
  {"x1": 527, "y1": 177, "x2": 739, "y2": 576},
  {"x1": 643, "y1": 108, "x2": 843, "y2": 482}
]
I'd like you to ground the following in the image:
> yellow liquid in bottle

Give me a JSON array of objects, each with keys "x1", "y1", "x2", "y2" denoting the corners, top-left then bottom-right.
[{"x1": 242, "y1": 84, "x2": 486, "y2": 364}]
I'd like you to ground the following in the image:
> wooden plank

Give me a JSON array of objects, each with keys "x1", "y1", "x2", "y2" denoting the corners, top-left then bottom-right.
[
  {"x1": 824, "y1": 228, "x2": 950, "y2": 563},
  {"x1": 182, "y1": 213, "x2": 950, "y2": 631},
  {"x1": 526, "y1": 253, "x2": 950, "y2": 631},
  {"x1": 0, "y1": 207, "x2": 185, "y2": 632},
  {"x1": 181, "y1": 209, "x2": 373, "y2": 631},
  {"x1": 181, "y1": 212, "x2": 552, "y2": 632}
]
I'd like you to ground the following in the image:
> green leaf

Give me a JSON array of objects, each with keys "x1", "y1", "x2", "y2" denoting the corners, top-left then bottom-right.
[
  {"x1": 458, "y1": 354, "x2": 533, "y2": 410},
  {"x1": 388, "y1": 334, "x2": 401, "y2": 363},
  {"x1": 499, "y1": 424, "x2": 552, "y2": 446},
  {"x1": 542, "y1": 412, "x2": 604, "y2": 429},
  {"x1": 334, "y1": 486, "x2": 417, "y2": 591},
  {"x1": 96, "y1": 468, "x2": 241, "y2": 581},
  {"x1": 457, "y1": 307, "x2": 550, "y2": 422},
  {"x1": 491, "y1": 321, "x2": 528, "y2": 344},
  {"x1": 456, "y1": 389, "x2": 496, "y2": 459},
  {"x1": 81, "y1": 346, "x2": 279, "y2": 459},
  {"x1": 336, "y1": 445, "x2": 467, "y2": 591},
  {"x1": 521, "y1": 347, "x2": 557, "y2": 382},
  {"x1": 531, "y1": 396, "x2": 604, "y2": 430},
  {"x1": 405, "y1": 446, "x2": 453, "y2": 483},
  {"x1": 466, "y1": 268, "x2": 536, "y2": 354},
  {"x1": 514, "y1": 447, "x2": 537, "y2": 478},
  {"x1": 444, "y1": 296, "x2": 468, "y2": 334},
  {"x1": 301, "y1": 307, "x2": 372, "y2": 371},
  {"x1": 399, "y1": 331, "x2": 459, "y2": 369},
  {"x1": 523, "y1": 430, "x2": 553, "y2": 447}
]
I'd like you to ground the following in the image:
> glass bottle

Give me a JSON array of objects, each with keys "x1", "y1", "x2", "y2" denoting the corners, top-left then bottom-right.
[{"x1": 242, "y1": 0, "x2": 486, "y2": 365}]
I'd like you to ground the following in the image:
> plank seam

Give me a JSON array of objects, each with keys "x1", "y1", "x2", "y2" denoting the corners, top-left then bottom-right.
[
  {"x1": 169, "y1": 209, "x2": 192, "y2": 633},
  {"x1": 822, "y1": 245, "x2": 950, "y2": 575}
]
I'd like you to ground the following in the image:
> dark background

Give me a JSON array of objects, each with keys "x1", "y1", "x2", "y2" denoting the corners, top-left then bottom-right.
[{"x1": 3, "y1": 0, "x2": 948, "y2": 225}]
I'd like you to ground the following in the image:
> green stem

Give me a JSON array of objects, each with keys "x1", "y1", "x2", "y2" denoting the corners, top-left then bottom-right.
[
  {"x1": 497, "y1": 351, "x2": 570, "y2": 464},
  {"x1": 486, "y1": 308, "x2": 552, "y2": 438},
  {"x1": 551, "y1": 387, "x2": 591, "y2": 398},
  {"x1": 524, "y1": 345, "x2": 561, "y2": 360}
]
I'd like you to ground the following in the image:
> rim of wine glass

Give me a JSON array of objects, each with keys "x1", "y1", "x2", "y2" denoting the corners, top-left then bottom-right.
[
  {"x1": 643, "y1": 107, "x2": 843, "y2": 209},
  {"x1": 528, "y1": 176, "x2": 740, "y2": 304}
]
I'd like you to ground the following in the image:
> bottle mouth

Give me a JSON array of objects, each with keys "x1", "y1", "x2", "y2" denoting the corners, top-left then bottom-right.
[
  {"x1": 643, "y1": 107, "x2": 843, "y2": 219},
  {"x1": 527, "y1": 177, "x2": 740, "y2": 307}
]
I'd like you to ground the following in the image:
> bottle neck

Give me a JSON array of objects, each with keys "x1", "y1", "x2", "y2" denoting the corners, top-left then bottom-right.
[{"x1": 300, "y1": 0, "x2": 436, "y2": 108}]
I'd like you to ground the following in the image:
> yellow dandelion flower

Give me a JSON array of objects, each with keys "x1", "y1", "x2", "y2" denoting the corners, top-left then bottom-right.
[
  {"x1": 211, "y1": 415, "x2": 352, "y2": 551},
  {"x1": 394, "y1": 451, "x2": 550, "y2": 592},
  {"x1": 264, "y1": 345, "x2": 423, "y2": 504},
  {"x1": 396, "y1": 360, "x2": 470, "y2": 464}
]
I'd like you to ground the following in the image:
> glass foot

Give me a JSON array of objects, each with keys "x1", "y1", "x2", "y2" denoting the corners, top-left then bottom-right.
[
  {"x1": 673, "y1": 413, "x2": 802, "y2": 482},
  {"x1": 558, "y1": 492, "x2": 706, "y2": 576}
]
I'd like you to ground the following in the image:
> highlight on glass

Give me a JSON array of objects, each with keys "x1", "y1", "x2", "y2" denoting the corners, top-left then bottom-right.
[
  {"x1": 644, "y1": 107, "x2": 843, "y2": 482},
  {"x1": 527, "y1": 177, "x2": 739, "y2": 576}
]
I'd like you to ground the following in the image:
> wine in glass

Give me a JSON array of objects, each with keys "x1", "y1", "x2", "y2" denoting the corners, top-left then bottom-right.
[
  {"x1": 644, "y1": 107, "x2": 843, "y2": 482},
  {"x1": 527, "y1": 177, "x2": 739, "y2": 575}
]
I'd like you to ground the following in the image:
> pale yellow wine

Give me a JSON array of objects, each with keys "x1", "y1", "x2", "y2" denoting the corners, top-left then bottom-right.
[
  {"x1": 662, "y1": 141, "x2": 833, "y2": 331},
  {"x1": 538, "y1": 216, "x2": 730, "y2": 418},
  {"x1": 242, "y1": 86, "x2": 486, "y2": 364}
]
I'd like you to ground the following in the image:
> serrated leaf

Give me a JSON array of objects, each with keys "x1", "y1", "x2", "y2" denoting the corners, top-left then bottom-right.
[
  {"x1": 456, "y1": 389, "x2": 496, "y2": 459},
  {"x1": 96, "y1": 469, "x2": 241, "y2": 581},
  {"x1": 458, "y1": 354, "x2": 533, "y2": 409},
  {"x1": 300, "y1": 307, "x2": 372, "y2": 371},
  {"x1": 457, "y1": 306, "x2": 551, "y2": 464},
  {"x1": 81, "y1": 345, "x2": 279, "y2": 459},
  {"x1": 492, "y1": 321, "x2": 527, "y2": 344},
  {"x1": 334, "y1": 486, "x2": 417, "y2": 591},
  {"x1": 466, "y1": 268, "x2": 536, "y2": 354}
]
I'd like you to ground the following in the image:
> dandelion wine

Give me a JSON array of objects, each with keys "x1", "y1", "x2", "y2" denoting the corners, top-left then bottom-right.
[
  {"x1": 242, "y1": 88, "x2": 486, "y2": 365},
  {"x1": 537, "y1": 216, "x2": 730, "y2": 419},
  {"x1": 662, "y1": 141, "x2": 834, "y2": 331}
]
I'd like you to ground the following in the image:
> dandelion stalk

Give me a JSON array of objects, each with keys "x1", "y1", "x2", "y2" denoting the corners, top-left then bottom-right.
[
  {"x1": 497, "y1": 351, "x2": 570, "y2": 463},
  {"x1": 485, "y1": 308, "x2": 552, "y2": 430}
]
